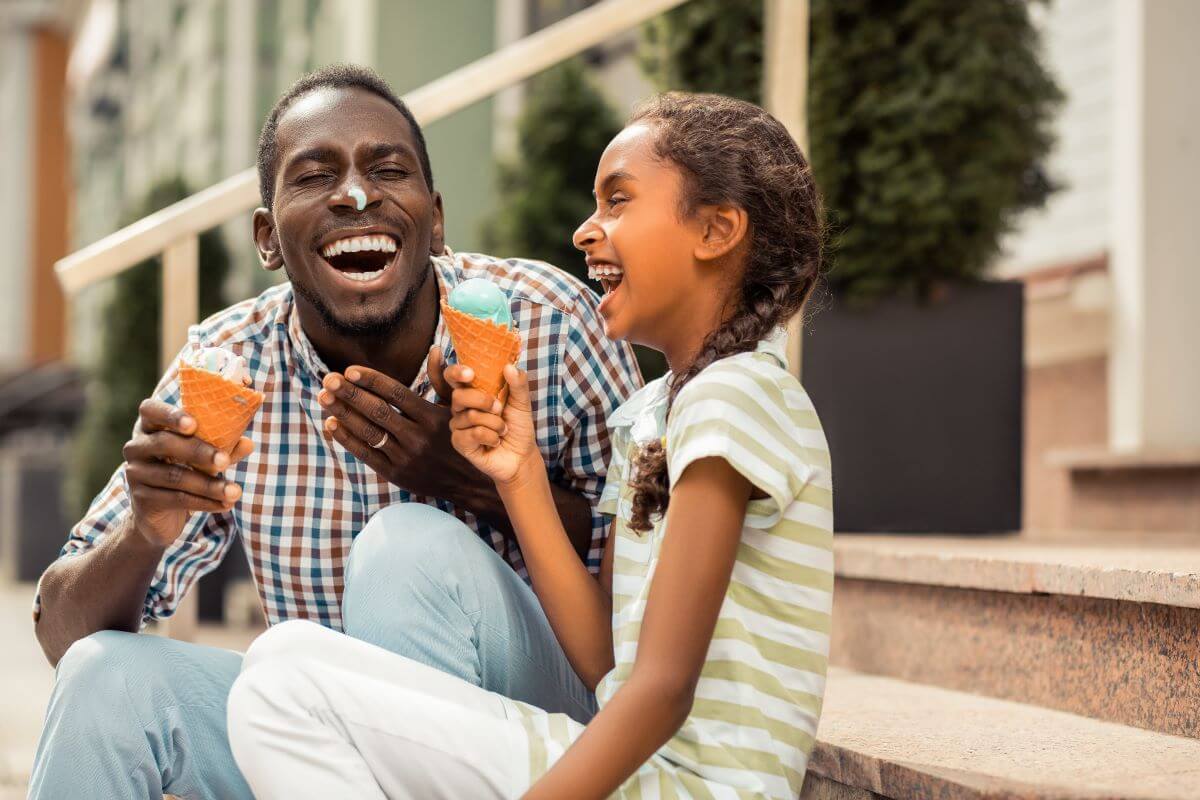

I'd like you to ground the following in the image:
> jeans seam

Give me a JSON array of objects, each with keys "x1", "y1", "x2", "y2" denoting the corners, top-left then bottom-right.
[
  {"x1": 409, "y1": 544, "x2": 483, "y2": 619},
  {"x1": 121, "y1": 672, "x2": 236, "y2": 795},
  {"x1": 476, "y1": 619, "x2": 595, "y2": 721},
  {"x1": 120, "y1": 672, "x2": 157, "y2": 792}
]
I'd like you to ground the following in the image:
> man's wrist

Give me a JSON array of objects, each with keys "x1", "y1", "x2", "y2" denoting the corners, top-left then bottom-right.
[{"x1": 120, "y1": 515, "x2": 171, "y2": 559}]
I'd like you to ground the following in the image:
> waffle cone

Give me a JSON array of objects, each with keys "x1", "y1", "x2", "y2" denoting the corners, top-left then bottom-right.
[
  {"x1": 178, "y1": 365, "x2": 264, "y2": 453},
  {"x1": 441, "y1": 301, "x2": 521, "y2": 399}
]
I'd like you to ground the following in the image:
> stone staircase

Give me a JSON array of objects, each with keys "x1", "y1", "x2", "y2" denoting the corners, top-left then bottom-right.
[{"x1": 802, "y1": 533, "x2": 1200, "y2": 799}]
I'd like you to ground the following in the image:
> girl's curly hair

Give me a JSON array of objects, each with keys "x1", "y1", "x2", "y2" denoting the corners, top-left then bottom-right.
[{"x1": 625, "y1": 92, "x2": 825, "y2": 534}]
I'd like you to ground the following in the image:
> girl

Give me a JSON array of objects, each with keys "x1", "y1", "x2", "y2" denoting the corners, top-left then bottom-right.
[{"x1": 227, "y1": 92, "x2": 831, "y2": 799}]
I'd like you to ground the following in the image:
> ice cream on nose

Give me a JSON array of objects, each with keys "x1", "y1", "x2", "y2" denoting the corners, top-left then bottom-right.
[
  {"x1": 442, "y1": 279, "x2": 521, "y2": 399},
  {"x1": 178, "y1": 347, "x2": 264, "y2": 453}
]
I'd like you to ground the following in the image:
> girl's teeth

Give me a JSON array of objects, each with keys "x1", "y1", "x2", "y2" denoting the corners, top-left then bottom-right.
[{"x1": 587, "y1": 264, "x2": 624, "y2": 280}]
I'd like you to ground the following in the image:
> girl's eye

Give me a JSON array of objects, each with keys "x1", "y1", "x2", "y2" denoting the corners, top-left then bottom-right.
[{"x1": 608, "y1": 195, "x2": 628, "y2": 208}]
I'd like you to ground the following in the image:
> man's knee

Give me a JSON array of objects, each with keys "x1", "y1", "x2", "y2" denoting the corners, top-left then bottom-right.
[
  {"x1": 58, "y1": 630, "x2": 148, "y2": 686},
  {"x1": 54, "y1": 631, "x2": 169, "y2": 711},
  {"x1": 343, "y1": 504, "x2": 506, "y2": 640},
  {"x1": 346, "y1": 503, "x2": 485, "y2": 589},
  {"x1": 242, "y1": 619, "x2": 332, "y2": 674}
]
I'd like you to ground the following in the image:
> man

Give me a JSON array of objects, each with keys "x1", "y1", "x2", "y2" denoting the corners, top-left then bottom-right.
[{"x1": 30, "y1": 65, "x2": 641, "y2": 799}]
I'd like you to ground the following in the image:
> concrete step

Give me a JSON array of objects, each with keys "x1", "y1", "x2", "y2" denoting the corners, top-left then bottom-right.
[
  {"x1": 1045, "y1": 448, "x2": 1200, "y2": 533},
  {"x1": 803, "y1": 668, "x2": 1200, "y2": 800},
  {"x1": 829, "y1": 533, "x2": 1200, "y2": 738}
]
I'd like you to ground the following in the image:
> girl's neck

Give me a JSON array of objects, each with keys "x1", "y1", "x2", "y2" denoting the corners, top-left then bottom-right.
[
  {"x1": 661, "y1": 292, "x2": 739, "y2": 375},
  {"x1": 662, "y1": 307, "x2": 724, "y2": 376}
]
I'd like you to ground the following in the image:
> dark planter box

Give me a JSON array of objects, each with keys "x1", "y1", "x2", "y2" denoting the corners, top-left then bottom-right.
[{"x1": 801, "y1": 281, "x2": 1023, "y2": 533}]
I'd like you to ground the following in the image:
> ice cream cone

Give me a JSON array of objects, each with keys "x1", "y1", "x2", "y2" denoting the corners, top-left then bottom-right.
[
  {"x1": 178, "y1": 364, "x2": 264, "y2": 452},
  {"x1": 441, "y1": 300, "x2": 521, "y2": 399}
]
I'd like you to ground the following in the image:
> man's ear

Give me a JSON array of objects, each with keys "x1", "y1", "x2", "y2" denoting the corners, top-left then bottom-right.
[
  {"x1": 429, "y1": 191, "x2": 446, "y2": 256},
  {"x1": 252, "y1": 208, "x2": 284, "y2": 272},
  {"x1": 694, "y1": 204, "x2": 750, "y2": 263}
]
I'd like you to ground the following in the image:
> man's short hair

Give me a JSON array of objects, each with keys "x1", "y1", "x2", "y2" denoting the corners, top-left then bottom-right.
[{"x1": 256, "y1": 64, "x2": 434, "y2": 209}]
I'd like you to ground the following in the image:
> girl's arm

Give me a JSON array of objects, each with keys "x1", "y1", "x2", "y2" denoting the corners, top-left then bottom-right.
[
  {"x1": 524, "y1": 455, "x2": 752, "y2": 800},
  {"x1": 446, "y1": 362, "x2": 616, "y2": 688},
  {"x1": 499, "y1": 462, "x2": 616, "y2": 687}
]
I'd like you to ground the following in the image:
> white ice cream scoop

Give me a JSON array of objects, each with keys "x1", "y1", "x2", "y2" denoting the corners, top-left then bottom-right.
[{"x1": 189, "y1": 347, "x2": 249, "y2": 384}]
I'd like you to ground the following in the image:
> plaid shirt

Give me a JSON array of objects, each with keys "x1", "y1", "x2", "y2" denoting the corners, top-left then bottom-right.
[{"x1": 36, "y1": 251, "x2": 642, "y2": 629}]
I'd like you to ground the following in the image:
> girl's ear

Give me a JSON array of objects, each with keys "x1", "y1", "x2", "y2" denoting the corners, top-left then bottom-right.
[
  {"x1": 694, "y1": 204, "x2": 750, "y2": 263},
  {"x1": 252, "y1": 208, "x2": 284, "y2": 271}
]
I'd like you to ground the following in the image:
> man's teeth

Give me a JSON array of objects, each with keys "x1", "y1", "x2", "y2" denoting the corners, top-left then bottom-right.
[
  {"x1": 342, "y1": 268, "x2": 386, "y2": 282},
  {"x1": 321, "y1": 235, "x2": 398, "y2": 258},
  {"x1": 588, "y1": 264, "x2": 623, "y2": 281}
]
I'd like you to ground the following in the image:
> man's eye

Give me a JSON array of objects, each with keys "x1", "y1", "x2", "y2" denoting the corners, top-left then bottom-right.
[
  {"x1": 297, "y1": 172, "x2": 333, "y2": 185},
  {"x1": 374, "y1": 167, "x2": 409, "y2": 179}
]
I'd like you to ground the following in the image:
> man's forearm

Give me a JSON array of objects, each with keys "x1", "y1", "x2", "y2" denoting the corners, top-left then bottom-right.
[
  {"x1": 35, "y1": 516, "x2": 166, "y2": 667},
  {"x1": 459, "y1": 475, "x2": 595, "y2": 561}
]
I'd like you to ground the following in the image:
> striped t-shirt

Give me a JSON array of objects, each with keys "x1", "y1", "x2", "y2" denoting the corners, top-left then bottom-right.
[{"x1": 593, "y1": 329, "x2": 834, "y2": 799}]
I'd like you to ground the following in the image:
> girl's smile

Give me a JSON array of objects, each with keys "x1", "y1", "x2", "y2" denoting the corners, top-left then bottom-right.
[{"x1": 586, "y1": 256, "x2": 624, "y2": 317}]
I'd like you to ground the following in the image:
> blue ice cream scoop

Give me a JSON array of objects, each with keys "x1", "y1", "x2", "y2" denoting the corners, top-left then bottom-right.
[{"x1": 448, "y1": 278, "x2": 513, "y2": 328}]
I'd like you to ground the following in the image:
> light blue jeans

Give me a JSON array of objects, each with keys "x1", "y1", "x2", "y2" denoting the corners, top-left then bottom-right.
[{"x1": 28, "y1": 504, "x2": 596, "y2": 800}]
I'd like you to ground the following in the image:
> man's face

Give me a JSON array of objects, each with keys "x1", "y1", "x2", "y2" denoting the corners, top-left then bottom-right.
[{"x1": 256, "y1": 87, "x2": 443, "y2": 337}]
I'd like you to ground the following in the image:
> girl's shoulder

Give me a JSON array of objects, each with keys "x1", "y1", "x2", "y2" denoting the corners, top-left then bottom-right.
[
  {"x1": 676, "y1": 346, "x2": 812, "y2": 422},
  {"x1": 667, "y1": 348, "x2": 828, "y2": 517}
]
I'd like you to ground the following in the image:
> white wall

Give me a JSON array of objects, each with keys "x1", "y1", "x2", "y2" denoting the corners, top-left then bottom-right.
[
  {"x1": 0, "y1": 29, "x2": 32, "y2": 371},
  {"x1": 997, "y1": 0, "x2": 1114, "y2": 276}
]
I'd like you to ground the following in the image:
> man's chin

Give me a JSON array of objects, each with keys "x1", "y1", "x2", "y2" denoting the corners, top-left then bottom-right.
[
  {"x1": 290, "y1": 263, "x2": 430, "y2": 340},
  {"x1": 313, "y1": 299, "x2": 408, "y2": 338}
]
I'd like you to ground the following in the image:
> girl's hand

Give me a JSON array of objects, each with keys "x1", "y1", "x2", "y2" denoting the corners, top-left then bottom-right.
[{"x1": 444, "y1": 359, "x2": 538, "y2": 487}]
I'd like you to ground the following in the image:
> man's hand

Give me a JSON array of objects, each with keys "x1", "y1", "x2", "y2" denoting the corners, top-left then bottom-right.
[
  {"x1": 122, "y1": 400, "x2": 252, "y2": 548},
  {"x1": 317, "y1": 346, "x2": 492, "y2": 505}
]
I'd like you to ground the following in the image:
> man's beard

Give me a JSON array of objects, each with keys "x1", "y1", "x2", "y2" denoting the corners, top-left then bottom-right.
[{"x1": 289, "y1": 262, "x2": 432, "y2": 339}]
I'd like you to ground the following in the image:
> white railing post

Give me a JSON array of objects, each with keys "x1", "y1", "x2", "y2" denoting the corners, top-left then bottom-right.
[
  {"x1": 159, "y1": 234, "x2": 200, "y2": 641},
  {"x1": 764, "y1": 0, "x2": 811, "y2": 376}
]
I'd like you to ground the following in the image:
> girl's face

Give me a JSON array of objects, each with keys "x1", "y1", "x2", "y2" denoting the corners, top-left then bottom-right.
[{"x1": 573, "y1": 123, "x2": 710, "y2": 351}]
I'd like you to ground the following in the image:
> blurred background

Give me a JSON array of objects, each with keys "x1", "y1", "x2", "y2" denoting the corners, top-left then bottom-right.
[{"x1": 1, "y1": 0, "x2": 1198, "y2": 797}]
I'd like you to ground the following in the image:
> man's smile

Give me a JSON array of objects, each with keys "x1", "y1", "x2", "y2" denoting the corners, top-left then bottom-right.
[{"x1": 316, "y1": 226, "x2": 404, "y2": 288}]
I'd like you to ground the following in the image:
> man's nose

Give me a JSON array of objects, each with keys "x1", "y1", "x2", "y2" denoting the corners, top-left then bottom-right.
[
  {"x1": 328, "y1": 176, "x2": 381, "y2": 212},
  {"x1": 573, "y1": 218, "x2": 604, "y2": 251}
]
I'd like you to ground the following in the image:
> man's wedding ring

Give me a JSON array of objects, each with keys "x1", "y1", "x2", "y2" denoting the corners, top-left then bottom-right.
[{"x1": 369, "y1": 430, "x2": 389, "y2": 449}]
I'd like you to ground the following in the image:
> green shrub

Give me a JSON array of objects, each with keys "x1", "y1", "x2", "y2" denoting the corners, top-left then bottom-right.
[
  {"x1": 641, "y1": 0, "x2": 1063, "y2": 302},
  {"x1": 68, "y1": 178, "x2": 231, "y2": 518}
]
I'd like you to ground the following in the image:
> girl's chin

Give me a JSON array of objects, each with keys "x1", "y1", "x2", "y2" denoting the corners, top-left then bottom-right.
[
  {"x1": 598, "y1": 285, "x2": 631, "y2": 341},
  {"x1": 600, "y1": 314, "x2": 630, "y2": 342}
]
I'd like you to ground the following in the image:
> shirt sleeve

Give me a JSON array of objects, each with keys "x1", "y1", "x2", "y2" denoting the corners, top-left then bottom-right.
[
  {"x1": 665, "y1": 362, "x2": 813, "y2": 528},
  {"x1": 553, "y1": 305, "x2": 643, "y2": 573},
  {"x1": 32, "y1": 334, "x2": 239, "y2": 627}
]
